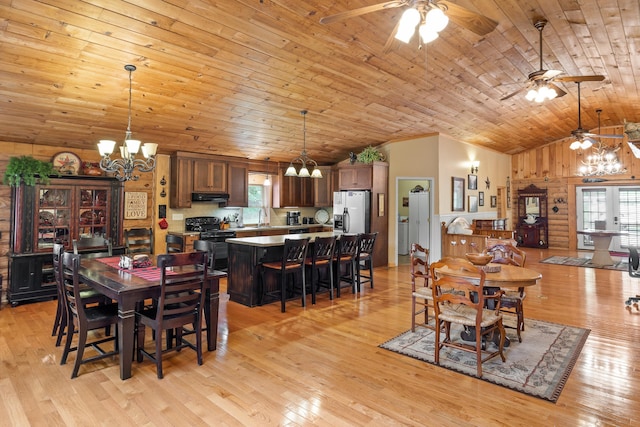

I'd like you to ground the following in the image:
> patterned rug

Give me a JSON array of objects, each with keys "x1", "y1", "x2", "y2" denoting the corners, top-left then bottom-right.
[
  {"x1": 540, "y1": 256, "x2": 628, "y2": 271},
  {"x1": 379, "y1": 319, "x2": 589, "y2": 403}
]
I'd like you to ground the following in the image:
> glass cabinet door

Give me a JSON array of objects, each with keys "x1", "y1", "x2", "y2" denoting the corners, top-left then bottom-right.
[
  {"x1": 37, "y1": 187, "x2": 71, "y2": 250},
  {"x1": 78, "y1": 188, "x2": 110, "y2": 239}
]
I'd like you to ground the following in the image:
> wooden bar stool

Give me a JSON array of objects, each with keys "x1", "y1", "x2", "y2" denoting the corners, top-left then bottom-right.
[
  {"x1": 261, "y1": 238, "x2": 309, "y2": 312},
  {"x1": 305, "y1": 236, "x2": 336, "y2": 304},
  {"x1": 333, "y1": 234, "x2": 359, "y2": 298}
]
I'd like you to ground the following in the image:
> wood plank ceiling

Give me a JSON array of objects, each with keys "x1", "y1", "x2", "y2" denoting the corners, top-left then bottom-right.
[{"x1": 0, "y1": 0, "x2": 639, "y2": 166}]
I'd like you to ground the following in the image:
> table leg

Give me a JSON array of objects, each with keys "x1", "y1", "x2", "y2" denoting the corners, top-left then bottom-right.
[
  {"x1": 204, "y1": 277, "x2": 220, "y2": 351},
  {"x1": 117, "y1": 299, "x2": 136, "y2": 380},
  {"x1": 590, "y1": 236, "x2": 614, "y2": 265}
]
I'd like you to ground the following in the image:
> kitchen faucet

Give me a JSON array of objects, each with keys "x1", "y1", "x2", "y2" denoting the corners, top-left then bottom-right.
[{"x1": 258, "y1": 208, "x2": 266, "y2": 227}]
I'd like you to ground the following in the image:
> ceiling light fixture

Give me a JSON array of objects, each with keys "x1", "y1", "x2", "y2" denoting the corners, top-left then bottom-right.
[
  {"x1": 97, "y1": 64, "x2": 157, "y2": 181},
  {"x1": 285, "y1": 110, "x2": 322, "y2": 179},
  {"x1": 395, "y1": 4, "x2": 449, "y2": 46},
  {"x1": 578, "y1": 110, "x2": 625, "y2": 176},
  {"x1": 263, "y1": 157, "x2": 271, "y2": 186},
  {"x1": 525, "y1": 80, "x2": 558, "y2": 102}
]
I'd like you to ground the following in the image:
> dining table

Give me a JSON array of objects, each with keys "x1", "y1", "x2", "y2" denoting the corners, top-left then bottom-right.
[
  {"x1": 78, "y1": 256, "x2": 226, "y2": 380},
  {"x1": 435, "y1": 263, "x2": 542, "y2": 345}
]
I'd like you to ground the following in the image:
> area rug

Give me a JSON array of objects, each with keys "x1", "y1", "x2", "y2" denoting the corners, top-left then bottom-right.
[
  {"x1": 540, "y1": 255, "x2": 628, "y2": 271},
  {"x1": 379, "y1": 319, "x2": 589, "y2": 402}
]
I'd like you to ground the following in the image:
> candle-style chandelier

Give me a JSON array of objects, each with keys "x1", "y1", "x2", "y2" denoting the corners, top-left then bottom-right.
[
  {"x1": 97, "y1": 64, "x2": 157, "y2": 181},
  {"x1": 285, "y1": 110, "x2": 322, "y2": 179}
]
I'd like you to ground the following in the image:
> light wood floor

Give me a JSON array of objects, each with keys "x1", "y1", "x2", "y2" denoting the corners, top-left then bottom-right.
[{"x1": 1, "y1": 248, "x2": 640, "y2": 426}]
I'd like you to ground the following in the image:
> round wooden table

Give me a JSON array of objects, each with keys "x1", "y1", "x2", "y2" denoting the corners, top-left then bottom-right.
[{"x1": 436, "y1": 263, "x2": 541, "y2": 289}]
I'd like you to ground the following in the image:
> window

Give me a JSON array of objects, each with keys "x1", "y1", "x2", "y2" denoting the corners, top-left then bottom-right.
[{"x1": 242, "y1": 173, "x2": 271, "y2": 225}]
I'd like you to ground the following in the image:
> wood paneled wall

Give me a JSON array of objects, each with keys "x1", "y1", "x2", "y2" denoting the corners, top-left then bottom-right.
[{"x1": 510, "y1": 125, "x2": 639, "y2": 250}]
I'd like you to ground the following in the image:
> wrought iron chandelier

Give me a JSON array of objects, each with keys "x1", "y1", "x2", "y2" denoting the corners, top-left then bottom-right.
[
  {"x1": 285, "y1": 110, "x2": 322, "y2": 178},
  {"x1": 97, "y1": 64, "x2": 157, "y2": 181}
]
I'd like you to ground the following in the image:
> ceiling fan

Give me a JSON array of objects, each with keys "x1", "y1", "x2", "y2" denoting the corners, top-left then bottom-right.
[
  {"x1": 319, "y1": 1, "x2": 498, "y2": 49},
  {"x1": 569, "y1": 82, "x2": 623, "y2": 150},
  {"x1": 500, "y1": 19, "x2": 605, "y2": 102}
]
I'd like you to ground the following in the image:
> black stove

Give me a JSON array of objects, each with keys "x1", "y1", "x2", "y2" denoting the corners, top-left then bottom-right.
[
  {"x1": 185, "y1": 217, "x2": 236, "y2": 270},
  {"x1": 185, "y1": 216, "x2": 236, "y2": 239}
]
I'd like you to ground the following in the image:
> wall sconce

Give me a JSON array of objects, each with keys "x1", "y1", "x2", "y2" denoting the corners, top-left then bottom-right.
[{"x1": 470, "y1": 161, "x2": 479, "y2": 174}]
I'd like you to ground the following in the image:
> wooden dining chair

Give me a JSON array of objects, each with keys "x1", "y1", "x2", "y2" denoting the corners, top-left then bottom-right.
[
  {"x1": 304, "y1": 235, "x2": 336, "y2": 304},
  {"x1": 72, "y1": 236, "x2": 112, "y2": 256},
  {"x1": 193, "y1": 240, "x2": 216, "y2": 271},
  {"x1": 166, "y1": 234, "x2": 184, "y2": 253},
  {"x1": 333, "y1": 234, "x2": 359, "y2": 298},
  {"x1": 60, "y1": 252, "x2": 119, "y2": 378},
  {"x1": 260, "y1": 238, "x2": 309, "y2": 312},
  {"x1": 356, "y1": 232, "x2": 377, "y2": 292},
  {"x1": 124, "y1": 227, "x2": 154, "y2": 255},
  {"x1": 486, "y1": 242, "x2": 527, "y2": 342},
  {"x1": 430, "y1": 257, "x2": 506, "y2": 378},
  {"x1": 136, "y1": 252, "x2": 209, "y2": 379},
  {"x1": 410, "y1": 243, "x2": 434, "y2": 332}
]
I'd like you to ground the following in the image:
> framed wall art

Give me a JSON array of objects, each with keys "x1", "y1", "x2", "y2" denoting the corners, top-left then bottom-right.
[
  {"x1": 479, "y1": 191, "x2": 484, "y2": 206},
  {"x1": 491, "y1": 195, "x2": 497, "y2": 208},
  {"x1": 452, "y1": 177, "x2": 465, "y2": 212},
  {"x1": 468, "y1": 174, "x2": 477, "y2": 190},
  {"x1": 468, "y1": 195, "x2": 478, "y2": 213}
]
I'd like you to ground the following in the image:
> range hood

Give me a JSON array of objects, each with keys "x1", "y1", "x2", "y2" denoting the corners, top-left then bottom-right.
[{"x1": 191, "y1": 193, "x2": 230, "y2": 202}]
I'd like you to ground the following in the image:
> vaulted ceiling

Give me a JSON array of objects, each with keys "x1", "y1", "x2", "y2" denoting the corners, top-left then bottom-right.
[{"x1": 1, "y1": 0, "x2": 639, "y2": 166}]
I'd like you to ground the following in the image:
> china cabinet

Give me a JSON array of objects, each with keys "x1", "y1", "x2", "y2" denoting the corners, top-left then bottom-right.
[
  {"x1": 8, "y1": 176, "x2": 124, "y2": 305},
  {"x1": 515, "y1": 184, "x2": 548, "y2": 248}
]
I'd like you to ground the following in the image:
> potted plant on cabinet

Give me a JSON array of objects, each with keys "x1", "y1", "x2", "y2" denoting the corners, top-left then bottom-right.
[
  {"x1": 3, "y1": 155, "x2": 59, "y2": 187},
  {"x1": 357, "y1": 145, "x2": 385, "y2": 164}
]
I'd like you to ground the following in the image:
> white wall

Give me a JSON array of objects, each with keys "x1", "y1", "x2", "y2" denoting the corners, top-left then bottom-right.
[{"x1": 380, "y1": 133, "x2": 511, "y2": 265}]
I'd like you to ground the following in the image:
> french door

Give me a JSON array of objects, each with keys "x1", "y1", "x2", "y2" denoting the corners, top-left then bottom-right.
[{"x1": 576, "y1": 186, "x2": 640, "y2": 251}]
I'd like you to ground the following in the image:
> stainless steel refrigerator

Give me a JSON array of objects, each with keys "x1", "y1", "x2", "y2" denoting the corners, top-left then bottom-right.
[{"x1": 332, "y1": 190, "x2": 371, "y2": 234}]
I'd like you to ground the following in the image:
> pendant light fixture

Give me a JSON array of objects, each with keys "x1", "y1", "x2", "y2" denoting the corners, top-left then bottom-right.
[
  {"x1": 285, "y1": 110, "x2": 322, "y2": 179},
  {"x1": 263, "y1": 157, "x2": 271, "y2": 186},
  {"x1": 97, "y1": 64, "x2": 157, "y2": 181}
]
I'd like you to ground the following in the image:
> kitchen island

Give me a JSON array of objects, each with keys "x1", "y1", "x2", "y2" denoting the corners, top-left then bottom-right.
[{"x1": 226, "y1": 231, "x2": 337, "y2": 307}]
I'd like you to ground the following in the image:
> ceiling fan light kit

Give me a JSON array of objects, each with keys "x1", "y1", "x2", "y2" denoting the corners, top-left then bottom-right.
[{"x1": 395, "y1": 5, "x2": 449, "y2": 45}]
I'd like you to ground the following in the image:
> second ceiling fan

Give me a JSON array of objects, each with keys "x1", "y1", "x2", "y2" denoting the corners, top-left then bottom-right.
[
  {"x1": 319, "y1": 1, "x2": 498, "y2": 50},
  {"x1": 501, "y1": 19, "x2": 605, "y2": 102}
]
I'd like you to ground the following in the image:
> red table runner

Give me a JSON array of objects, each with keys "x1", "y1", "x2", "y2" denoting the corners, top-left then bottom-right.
[{"x1": 95, "y1": 256, "x2": 170, "y2": 281}]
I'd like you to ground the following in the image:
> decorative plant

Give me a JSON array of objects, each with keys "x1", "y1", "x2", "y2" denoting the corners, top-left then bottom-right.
[
  {"x1": 3, "y1": 155, "x2": 59, "y2": 187},
  {"x1": 357, "y1": 145, "x2": 385, "y2": 164}
]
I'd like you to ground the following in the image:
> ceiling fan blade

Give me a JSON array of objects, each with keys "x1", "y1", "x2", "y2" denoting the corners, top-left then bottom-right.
[
  {"x1": 595, "y1": 134, "x2": 624, "y2": 139},
  {"x1": 555, "y1": 75, "x2": 605, "y2": 83},
  {"x1": 547, "y1": 83, "x2": 567, "y2": 98},
  {"x1": 319, "y1": 1, "x2": 406, "y2": 25},
  {"x1": 439, "y1": 1, "x2": 498, "y2": 36},
  {"x1": 382, "y1": 19, "x2": 402, "y2": 54},
  {"x1": 500, "y1": 86, "x2": 525, "y2": 101}
]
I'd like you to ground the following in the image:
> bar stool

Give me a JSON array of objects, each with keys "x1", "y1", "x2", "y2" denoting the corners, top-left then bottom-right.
[
  {"x1": 333, "y1": 234, "x2": 359, "y2": 298},
  {"x1": 356, "y1": 232, "x2": 377, "y2": 292},
  {"x1": 261, "y1": 238, "x2": 309, "y2": 312},
  {"x1": 166, "y1": 234, "x2": 184, "y2": 253},
  {"x1": 304, "y1": 236, "x2": 336, "y2": 304}
]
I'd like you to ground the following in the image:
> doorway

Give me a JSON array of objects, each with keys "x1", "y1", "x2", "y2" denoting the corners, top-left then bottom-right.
[
  {"x1": 576, "y1": 185, "x2": 640, "y2": 251},
  {"x1": 396, "y1": 177, "x2": 434, "y2": 265}
]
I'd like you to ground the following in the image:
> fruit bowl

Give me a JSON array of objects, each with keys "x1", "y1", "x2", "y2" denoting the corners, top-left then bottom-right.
[{"x1": 465, "y1": 253, "x2": 493, "y2": 266}]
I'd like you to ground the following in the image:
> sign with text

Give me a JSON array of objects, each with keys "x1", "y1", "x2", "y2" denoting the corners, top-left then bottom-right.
[{"x1": 124, "y1": 192, "x2": 148, "y2": 219}]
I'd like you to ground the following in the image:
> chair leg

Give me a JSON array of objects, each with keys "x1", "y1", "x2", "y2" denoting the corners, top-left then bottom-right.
[
  {"x1": 300, "y1": 268, "x2": 306, "y2": 308},
  {"x1": 280, "y1": 270, "x2": 287, "y2": 313},
  {"x1": 368, "y1": 259, "x2": 374, "y2": 289},
  {"x1": 71, "y1": 327, "x2": 88, "y2": 378},
  {"x1": 356, "y1": 261, "x2": 362, "y2": 293},
  {"x1": 61, "y1": 321, "x2": 75, "y2": 365},
  {"x1": 51, "y1": 298, "x2": 62, "y2": 336},
  {"x1": 310, "y1": 267, "x2": 317, "y2": 305},
  {"x1": 328, "y1": 263, "x2": 334, "y2": 300},
  {"x1": 136, "y1": 323, "x2": 146, "y2": 363},
  {"x1": 155, "y1": 328, "x2": 164, "y2": 379},
  {"x1": 55, "y1": 305, "x2": 68, "y2": 347},
  {"x1": 411, "y1": 296, "x2": 416, "y2": 332}
]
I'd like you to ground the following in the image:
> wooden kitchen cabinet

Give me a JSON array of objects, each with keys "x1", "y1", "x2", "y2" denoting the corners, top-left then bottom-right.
[
  {"x1": 193, "y1": 159, "x2": 227, "y2": 193},
  {"x1": 170, "y1": 154, "x2": 193, "y2": 208},
  {"x1": 313, "y1": 166, "x2": 333, "y2": 207},
  {"x1": 338, "y1": 164, "x2": 373, "y2": 190},
  {"x1": 227, "y1": 162, "x2": 248, "y2": 207},
  {"x1": 273, "y1": 168, "x2": 313, "y2": 208}
]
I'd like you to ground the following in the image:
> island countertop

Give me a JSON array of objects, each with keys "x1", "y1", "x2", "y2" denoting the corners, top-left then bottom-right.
[{"x1": 226, "y1": 231, "x2": 338, "y2": 247}]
